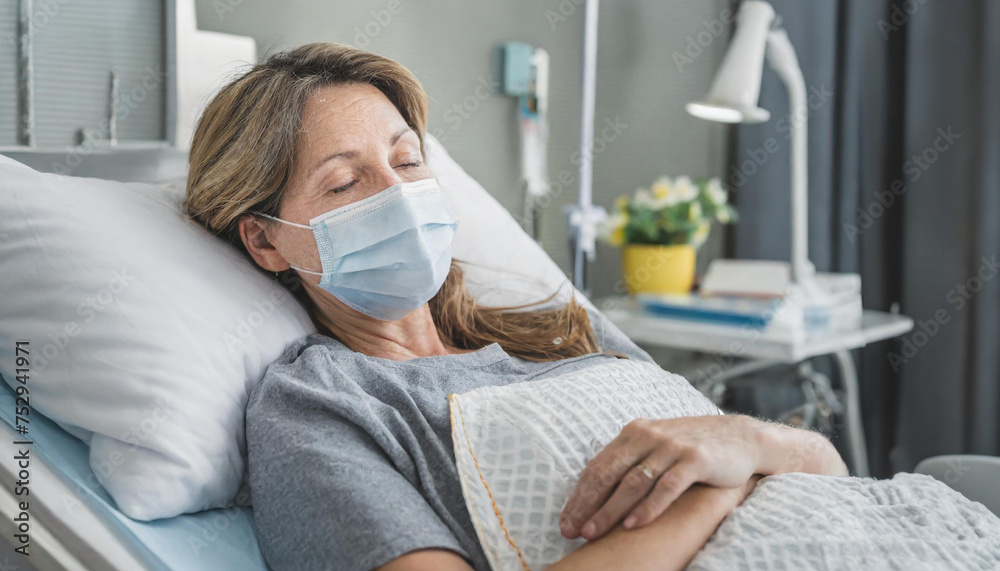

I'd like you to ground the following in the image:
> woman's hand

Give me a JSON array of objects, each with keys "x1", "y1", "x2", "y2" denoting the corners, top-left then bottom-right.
[
  {"x1": 558, "y1": 414, "x2": 847, "y2": 541},
  {"x1": 547, "y1": 475, "x2": 764, "y2": 571}
]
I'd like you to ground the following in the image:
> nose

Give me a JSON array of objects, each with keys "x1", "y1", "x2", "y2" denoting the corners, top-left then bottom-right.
[{"x1": 370, "y1": 165, "x2": 405, "y2": 192}]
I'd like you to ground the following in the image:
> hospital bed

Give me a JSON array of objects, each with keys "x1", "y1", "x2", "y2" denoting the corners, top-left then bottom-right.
[
  {"x1": 1, "y1": 6, "x2": 998, "y2": 565},
  {"x1": 1, "y1": 146, "x2": 998, "y2": 571}
]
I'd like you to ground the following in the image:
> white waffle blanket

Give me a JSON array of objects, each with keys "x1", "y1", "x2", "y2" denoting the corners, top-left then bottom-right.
[
  {"x1": 449, "y1": 359, "x2": 721, "y2": 569},
  {"x1": 449, "y1": 359, "x2": 1000, "y2": 571},
  {"x1": 688, "y1": 471, "x2": 1000, "y2": 570}
]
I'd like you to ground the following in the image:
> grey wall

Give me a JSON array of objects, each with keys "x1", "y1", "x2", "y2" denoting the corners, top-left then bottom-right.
[{"x1": 194, "y1": 0, "x2": 732, "y2": 300}]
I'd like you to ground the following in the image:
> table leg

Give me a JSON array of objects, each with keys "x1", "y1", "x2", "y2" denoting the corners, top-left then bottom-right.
[
  {"x1": 834, "y1": 349, "x2": 869, "y2": 477},
  {"x1": 687, "y1": 358, "x2": 780, "y2": 406}
]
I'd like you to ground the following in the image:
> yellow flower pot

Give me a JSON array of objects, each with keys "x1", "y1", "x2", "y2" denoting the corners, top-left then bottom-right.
[{"x1": 621, "y1": 244, "x2": 696, "y2": 295}]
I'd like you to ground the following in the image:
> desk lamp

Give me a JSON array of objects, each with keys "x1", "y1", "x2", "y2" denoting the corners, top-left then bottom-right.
[{"x1": 686, "y1": 0, "x2": 824, "y2": 300}]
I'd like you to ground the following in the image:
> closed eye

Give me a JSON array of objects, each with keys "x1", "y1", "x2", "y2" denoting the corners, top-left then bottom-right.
[
  {"x1": 330, "y1": 161, "x2": 422, "y2": 193},
  {"x1": 330, "y1": 180, "x2": 357, "y2": 193}
]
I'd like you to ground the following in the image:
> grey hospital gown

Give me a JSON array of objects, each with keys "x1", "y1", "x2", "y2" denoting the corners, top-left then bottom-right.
[{"x1": 246, "y1": 307, "x2": 658, "y2": 571}]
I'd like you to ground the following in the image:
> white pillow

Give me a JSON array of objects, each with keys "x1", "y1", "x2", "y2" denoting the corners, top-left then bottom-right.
[
  {"x1": 0, "y1": 134, "x2": 574, "y2": 521},
  {"x1": 0, "y1": 155, "x2": 316, "y2": 520}
]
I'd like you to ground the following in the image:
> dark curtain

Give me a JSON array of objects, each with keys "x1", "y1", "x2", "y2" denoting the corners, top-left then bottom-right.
[{"x1": 729, "y1": 0, "x2": 1000, "y2": 477}]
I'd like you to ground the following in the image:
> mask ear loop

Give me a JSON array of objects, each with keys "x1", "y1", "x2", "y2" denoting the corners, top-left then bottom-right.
[
  {"x1": 250, "y1": 211, "x2": 325, "y2": 276},
  {"x1": 251, "y1": 210, "x2": 312, "y2": 229}
]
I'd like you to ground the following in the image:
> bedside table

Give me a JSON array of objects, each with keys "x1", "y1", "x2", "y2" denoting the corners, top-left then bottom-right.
[{"x1": 597, "y1": 295, "x2": 914, "y2": 477}]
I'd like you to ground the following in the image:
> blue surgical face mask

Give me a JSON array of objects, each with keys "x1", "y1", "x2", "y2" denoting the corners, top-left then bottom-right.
[{"x1": 255, "y1": 178, "x2": 459, "y2": 321}]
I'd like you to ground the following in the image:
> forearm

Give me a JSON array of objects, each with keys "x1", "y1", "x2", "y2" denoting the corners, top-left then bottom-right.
[
  {"x1": 751, "y1": 417, "x2": 849, "y2": 476},
  {"x1": 548, "y1": 480, "x2": 753, "y2": 571}
]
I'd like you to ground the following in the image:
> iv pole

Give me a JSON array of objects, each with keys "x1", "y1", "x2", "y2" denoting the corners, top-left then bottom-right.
[{"x1": 566, "y1": 0, "x2": 606, "y2": 295}]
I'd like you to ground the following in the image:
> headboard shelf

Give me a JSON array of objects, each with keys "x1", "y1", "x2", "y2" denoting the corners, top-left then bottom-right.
[
  {"x1": 2, "y1": 146, "x2": 188, "y2": 183},
  {"x1": 1, "y1": 0, "x2": 255, "y2": 153}
]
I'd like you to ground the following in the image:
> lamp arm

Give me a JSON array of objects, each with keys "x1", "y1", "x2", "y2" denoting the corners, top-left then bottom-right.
[{"x1": 765, "y1": 29, "x2": 818, "y2": 293}]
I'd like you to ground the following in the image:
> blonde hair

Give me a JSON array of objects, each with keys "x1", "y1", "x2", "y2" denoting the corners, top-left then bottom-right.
[{"x1": 184, "y1": 42, "x2": 614, "y2": 362}]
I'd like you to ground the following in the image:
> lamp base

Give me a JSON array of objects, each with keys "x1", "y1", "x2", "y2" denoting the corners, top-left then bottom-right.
[
  {"x1": 793, "y1": 260, "x2": 828, "y2": 301},
  {"x1": 793, "y1": 262, "x2": 866, "y2": 333}
]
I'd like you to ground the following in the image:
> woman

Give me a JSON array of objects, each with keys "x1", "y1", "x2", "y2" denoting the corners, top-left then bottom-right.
[{"x1": 184, "y1": 43, "x2": 847, "y2": 571}]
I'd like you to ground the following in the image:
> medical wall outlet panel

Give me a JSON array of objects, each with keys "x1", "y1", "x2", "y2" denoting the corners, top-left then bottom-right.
[{"x1": 498, "y1": 42, "x2": 551, "y2": 239}]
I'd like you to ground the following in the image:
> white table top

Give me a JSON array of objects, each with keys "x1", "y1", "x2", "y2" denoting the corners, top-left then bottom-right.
[{"x1": 598, "y1": 296, "x2": 914, "y2": 363}]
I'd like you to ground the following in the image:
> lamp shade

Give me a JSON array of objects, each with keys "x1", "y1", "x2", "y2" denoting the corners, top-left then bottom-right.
[{"x1": 685, "y1": 0, "x2": 776, "y2": 124}]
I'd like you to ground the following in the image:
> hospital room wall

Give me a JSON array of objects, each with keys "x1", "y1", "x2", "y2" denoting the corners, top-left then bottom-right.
[{"x1": 194, "y1": 0, "x2": 732, "y2": 298}]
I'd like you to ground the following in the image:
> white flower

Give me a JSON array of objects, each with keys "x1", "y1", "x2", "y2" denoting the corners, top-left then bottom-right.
[
  {"x1": 650, "y1": 177, "x2": 672, "y2": 196},
  {"x1": 673, "y1": 176, "x2": 699, "y2": 203},
  {"x1": 598, "y1": 210, "x2": 628, "y2": 244},
  {"x1": 643, "y1": 177, "x2": 674, "y2": 210},
  {"x1": 706, "y1": 177, "x2": 728, "y2": 206},
  {"x1": 633, "y1": 187, "x2": 656, "y2": 208}
]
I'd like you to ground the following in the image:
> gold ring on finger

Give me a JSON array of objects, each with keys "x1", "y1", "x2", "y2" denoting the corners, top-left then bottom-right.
[{"x1": 636, "y1": 463, "x2": 656, "y2": 480}]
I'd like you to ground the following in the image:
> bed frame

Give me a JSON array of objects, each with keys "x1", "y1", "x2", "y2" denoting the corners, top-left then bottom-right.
[{"x1": 0, "y1": 422, "x2": 147, "y2": 570}]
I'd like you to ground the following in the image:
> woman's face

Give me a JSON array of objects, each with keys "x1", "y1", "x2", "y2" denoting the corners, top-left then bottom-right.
[{"x1": 253, "y1": 82, "x2": 435, "y2": 279}]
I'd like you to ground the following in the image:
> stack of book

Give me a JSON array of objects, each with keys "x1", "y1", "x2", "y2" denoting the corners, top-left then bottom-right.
[{"x1": 636, "y1": 260, "x2": 862, "y2": 337}]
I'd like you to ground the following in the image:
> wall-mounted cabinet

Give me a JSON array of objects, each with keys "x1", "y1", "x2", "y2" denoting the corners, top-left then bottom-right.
[{"x1": 1, "y1": 0, "x2": 167, "y2": 149}]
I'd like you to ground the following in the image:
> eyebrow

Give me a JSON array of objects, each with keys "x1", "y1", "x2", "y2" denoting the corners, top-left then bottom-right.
[{"x1": 310, "y1": 126, "x2": 414, "y2": 175}]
